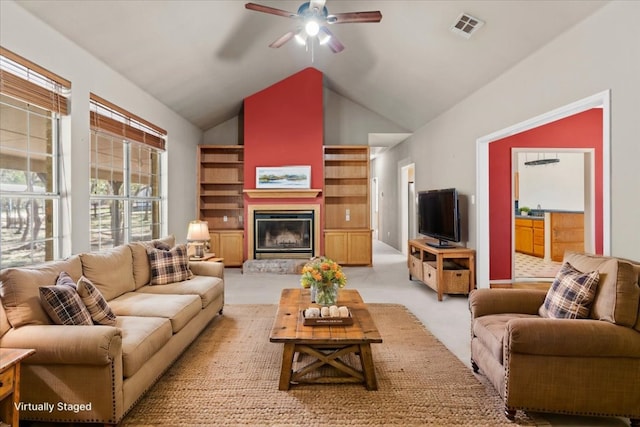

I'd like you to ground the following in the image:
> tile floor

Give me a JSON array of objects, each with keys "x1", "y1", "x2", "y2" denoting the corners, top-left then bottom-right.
[{"x1": 515, "y1": 252, "x2": 562, "y2": 279}]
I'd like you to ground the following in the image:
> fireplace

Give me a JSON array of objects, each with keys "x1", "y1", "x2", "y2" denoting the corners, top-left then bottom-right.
[{"x1": 253, "y1": 211, "x2": 314, "y2": 259}]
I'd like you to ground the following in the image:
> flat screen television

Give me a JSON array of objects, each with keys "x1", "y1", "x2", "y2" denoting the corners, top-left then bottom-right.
[{"x1": 417, "y1": 188, "x2": 461, "y2": 248}]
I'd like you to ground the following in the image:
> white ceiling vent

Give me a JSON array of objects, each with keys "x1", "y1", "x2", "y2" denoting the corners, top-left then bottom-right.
[{"x1": 451, "y1": 13, "x2": 484, "y2": 39}]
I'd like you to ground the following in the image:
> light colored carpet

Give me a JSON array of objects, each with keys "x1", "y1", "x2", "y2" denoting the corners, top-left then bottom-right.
[{"x1": 122, "y1": 304, "x2": 535, "y2": 426}]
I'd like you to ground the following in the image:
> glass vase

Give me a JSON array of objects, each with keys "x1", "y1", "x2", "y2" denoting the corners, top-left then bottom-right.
[
  {"x1": 315, "y1": 283, "x2": 339, "y2": 306},
  {"x1": 310, "y1": 284, "x2": 317, "y2": 303}
]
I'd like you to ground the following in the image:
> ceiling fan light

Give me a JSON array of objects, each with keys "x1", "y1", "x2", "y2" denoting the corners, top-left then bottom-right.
[
  {"x1": 318, "y1": 26, "x2": 331, "y2": 45},
  {"x1": 305, "y1": 20, "x2": 320, "y2": 36},
  {"x1": 294, "y1": 30, "x2": 307, "y2": 45}
]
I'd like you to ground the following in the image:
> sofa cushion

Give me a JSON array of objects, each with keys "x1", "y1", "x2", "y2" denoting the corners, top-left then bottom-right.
[
  {"x1": 146, "y1": 244, "x2": 192, "y2": 285},
  {"x1": 108, "y1": 293, "x2": 201, "y2": 333},
  {"x1": 129, "y1": 242, "x2": 153, "y2": 290},
  {"x1": 0, "y1": 256, "x2": 82, "y2": 328},
  {"x1": 39, "y1": 285, "x2": 93, "y2": 326},
  {"x1": 0, "y1": 303, "x2": 10, "y2": 338},
  {"x1": 80, "y1": 245, "x2": 136, "y2": 301},
  {"x1": 473, "y1": 313, "x2": 538, "y2": 363},
  {"x1": 136, "y1": 275, "x2": 224, "y2": 308},
  {"x1": 564, "y1": 252, "x2": 640, "y2": 327},
  {"x1": 77, "y1": 276, "x2": 117, "y2": 326},
  {"x1": 129, "y1": 236, "x2": 177, "y2": 289},
  {"x1": 629, "y1": 261, "x2": 640, "y2": 332},
  {"x1": 116, "y1": 315, "x2": 172, "y2": 378},
  {"x1": 539, "y1": 262, "x2": 599, "y2": 319}
]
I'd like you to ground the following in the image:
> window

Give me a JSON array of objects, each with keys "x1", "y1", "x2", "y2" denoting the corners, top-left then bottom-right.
[
  {"x1": 0, "y1": 47, "x2": 70, "y2": 268},
  {"x1": 89, "y1": 94, "x2": 165, "y2": 250}
]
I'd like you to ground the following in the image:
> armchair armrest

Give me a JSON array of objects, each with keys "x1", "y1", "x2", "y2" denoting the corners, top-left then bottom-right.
[
  {"x1": 189, "y1": 261, "x2": 224, "y2": 279},
  {"x1": 469, "y1": 288, "x2": 547, "y2": 319},
  {"x1": 506, "y1": 317, "x2": 640, "y2": 357},
  {"x1": 0, "y1": 324, "x2": 122, "y2": 365}
]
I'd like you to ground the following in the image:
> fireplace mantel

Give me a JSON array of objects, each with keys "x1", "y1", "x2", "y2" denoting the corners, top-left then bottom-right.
[{"x1": 243, "y1": 189, "x2": 322, "y2": 199}]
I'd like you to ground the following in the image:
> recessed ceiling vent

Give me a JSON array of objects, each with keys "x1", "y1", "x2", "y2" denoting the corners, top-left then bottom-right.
[{"x1": 451, "y1": 13, "x2": 484, "y2": 39}]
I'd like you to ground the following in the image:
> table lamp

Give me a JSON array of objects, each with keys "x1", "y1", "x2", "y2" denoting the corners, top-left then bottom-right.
[{"x1": 186, "y1": 220, "x2": 210, "y2": 259}]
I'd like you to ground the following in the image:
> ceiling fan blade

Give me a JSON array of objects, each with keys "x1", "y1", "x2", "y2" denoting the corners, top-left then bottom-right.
[
  {"x1": 327, "y1": 11, "x2": 382, "y2": 24},
  {"x1": 245, "y1": 3, "x2": 296, "y2": 19},
  {"x1": 269, "y1": 31, "x2": 295, "y2": 48},
  {"x1": 318, "y1": 26, "x2": 343, "y2": 53},
  {"x1": 326, "y1": 33, "x2": 345, "y2": 53}
]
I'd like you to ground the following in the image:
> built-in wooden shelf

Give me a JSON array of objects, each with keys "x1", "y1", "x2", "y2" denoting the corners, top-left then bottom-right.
[
  {"x1": 323, "y1": 145, "x2": 372, "y2": 266},
  {"x1": 243, "y1": 189, "x2": 322, "y2": 199}
]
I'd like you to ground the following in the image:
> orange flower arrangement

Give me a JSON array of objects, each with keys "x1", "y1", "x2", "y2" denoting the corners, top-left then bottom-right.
[{"x1": 300, "y1": 256, "x2": 347, "y2": 290}]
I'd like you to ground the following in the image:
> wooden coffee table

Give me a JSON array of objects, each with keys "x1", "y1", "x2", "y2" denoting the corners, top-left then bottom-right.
[{"x1": 270, "y1": 288, "x2": 382, "y2": 390}]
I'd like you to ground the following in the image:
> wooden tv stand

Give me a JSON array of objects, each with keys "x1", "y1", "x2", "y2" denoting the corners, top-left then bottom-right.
[{"x1": 408, "y1": 239, "x2": 476, "y2": 301}]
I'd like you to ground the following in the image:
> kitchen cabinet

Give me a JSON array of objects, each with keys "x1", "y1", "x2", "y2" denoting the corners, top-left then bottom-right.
[
  {"x1": 515, "y1": 217, "x2": 544, "y2": 258},
  {"x1": 550, "y1": 212, "x2": 584, "y2": 261},
  {"x1": 533, "y1": 220, "x2": 544, "y2": 257}
]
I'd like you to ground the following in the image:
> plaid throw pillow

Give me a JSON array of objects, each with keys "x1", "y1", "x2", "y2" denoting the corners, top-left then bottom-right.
[
  {"x1": 77, "y1": 276, "x2": 117, "y2": 326},
  {"x1": 56, "y1": 271, "x2": 77, "y2": 289},
  {"x1": 147, "y1": 244, "x2": 193, "y2": 285},
  {"x1": 539, "y1": 262, "x2": 600, "y2": 319},
  {"x1": 40, "y1": 285, "x2": 93, "y2": 326}
]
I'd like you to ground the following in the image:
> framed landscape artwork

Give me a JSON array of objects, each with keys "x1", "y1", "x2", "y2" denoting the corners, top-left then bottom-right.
[{"x1": 256, "y1": 166, "x2": 311, "y2": 189}]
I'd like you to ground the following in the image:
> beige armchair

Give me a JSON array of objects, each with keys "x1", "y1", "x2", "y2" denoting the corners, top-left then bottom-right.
[{"x1": 469, "y1": 252, "x2": 640, "y2": 425}]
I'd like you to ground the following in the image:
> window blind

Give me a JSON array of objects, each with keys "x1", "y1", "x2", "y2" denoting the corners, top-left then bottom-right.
[
  {"x1": 90, "y1": 93, "x2": 166, "y2": 151},
  {"x1": 0, "y1": 47, "x2": 70, "y2": 115}
]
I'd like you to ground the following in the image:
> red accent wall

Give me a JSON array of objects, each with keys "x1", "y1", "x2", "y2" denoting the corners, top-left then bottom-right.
[
  {"x1": 244, "y1": 67, "x2": 324, "y2": 189},
  {"x1": 243, "y1": 67, "x2": 325, "y2": 257},
  {"x1": 488, "y1": 109, "x2": 603, "y2": 280}
]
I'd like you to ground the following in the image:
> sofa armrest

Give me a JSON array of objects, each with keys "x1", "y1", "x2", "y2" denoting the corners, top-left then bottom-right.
[
  {"x1": 189, "y1": 261, "x2": 224, "y2": 279},
  {"x1": 0, "y1": 325, "x2": 122, "y2": 365},
  {"x1": 469, "y1": 288, "x2": 547, "y2": 319},
  {"x1": 506, "y1": 317, "x2": 640, "y2": 357}
]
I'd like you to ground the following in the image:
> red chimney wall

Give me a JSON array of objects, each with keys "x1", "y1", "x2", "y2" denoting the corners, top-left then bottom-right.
[
  {"x1": 243, "y1": 67, "x2": 325, "y2": 258},
  {"x1": 244, "y1": 67, "x2": 324, "y2": 189}
]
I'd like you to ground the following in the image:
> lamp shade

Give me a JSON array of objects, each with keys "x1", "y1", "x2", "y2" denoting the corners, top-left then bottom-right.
[{"x1": 186, "y1": 220, "x2": 210, "y2": 241}]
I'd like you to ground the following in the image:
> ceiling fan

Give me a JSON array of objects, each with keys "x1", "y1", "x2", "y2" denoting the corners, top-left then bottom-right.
[{"x1": 245, "y1": 0, "x2": 382, "y2": 53}]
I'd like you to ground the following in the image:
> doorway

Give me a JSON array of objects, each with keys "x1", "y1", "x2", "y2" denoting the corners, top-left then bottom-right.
[
  {"x1": 476, "y1": 91, "x2": 611, "y2": 287},
  {"x1": 513, "y1": 150, "x2": 592, "y2": 279},
  {"x1": 372, "y1": 177, "x2": 379, "y2": 240},
  {"x1": 400, "y1": 163, "x2": 415, "y2": 256}
]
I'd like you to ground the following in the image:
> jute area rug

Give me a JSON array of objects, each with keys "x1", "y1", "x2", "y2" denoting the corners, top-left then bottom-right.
[{"x1": 122, "y1": 304, "x2": 536, "y2": 426}]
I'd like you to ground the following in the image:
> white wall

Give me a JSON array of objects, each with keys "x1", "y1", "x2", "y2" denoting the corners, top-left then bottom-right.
[
  {"x1": 517, "y1": 152, "x2": 585, "y2": 212},
  {"x1": 323, "y1": 88, "x2": 409, "y2": 146},
  {"x1": 376, "y1": 1, "x2": 640, "y2": 260},
  {"x1": 1, "y1": 1, "x2": 203, "y2": 253},
  {"x1": 203, "y1": 116, "x2": 239, "y2": 145}
]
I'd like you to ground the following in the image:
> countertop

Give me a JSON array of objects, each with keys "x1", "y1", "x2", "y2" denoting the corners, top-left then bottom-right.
[
  {"x1": 516, "y1": 210, "x2": 584, "y2": 220},
  {"x1": 515, "y1": 215, "x2": 544, "y2": 220}
]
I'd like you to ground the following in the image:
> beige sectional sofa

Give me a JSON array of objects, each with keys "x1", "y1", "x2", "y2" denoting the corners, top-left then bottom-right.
[
  {"x1": 0, "y1": 236, "x2": 224, "y2": 425},
  {"x1": 469, "y1": 251, "x2": 640, "y2": 425}
]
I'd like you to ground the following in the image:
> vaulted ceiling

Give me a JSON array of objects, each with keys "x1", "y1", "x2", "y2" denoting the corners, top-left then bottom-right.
[{"x1": 15, "y1": 0, "x2": 607, "y2": 132}]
